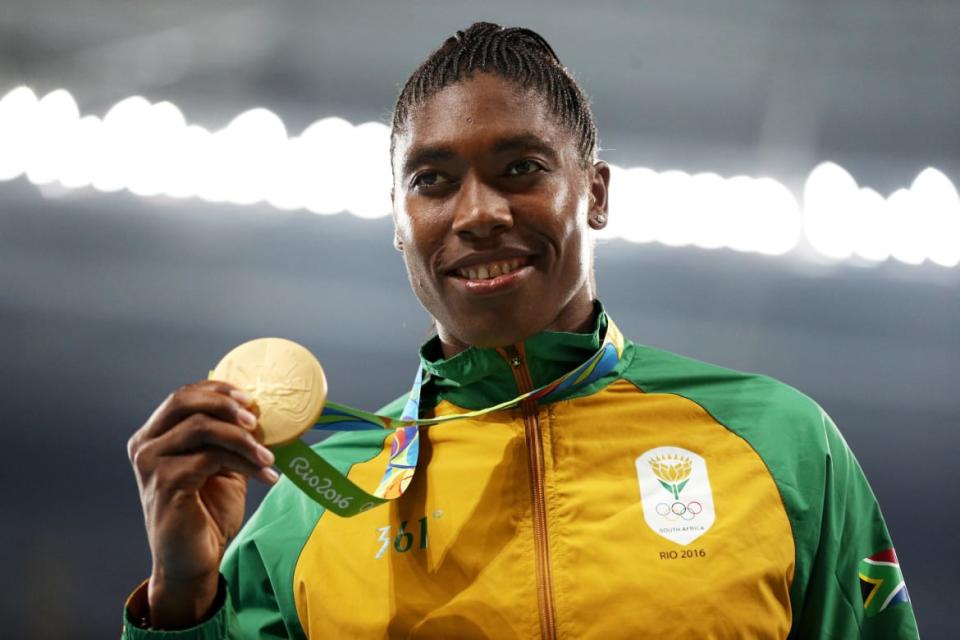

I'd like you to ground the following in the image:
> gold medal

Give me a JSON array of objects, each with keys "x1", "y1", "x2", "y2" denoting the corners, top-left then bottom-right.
[{"x1": 211, "y1": 337, "x2": 327, "y2": 446}]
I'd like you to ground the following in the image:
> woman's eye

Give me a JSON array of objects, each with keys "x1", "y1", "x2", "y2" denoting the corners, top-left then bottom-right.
[
  {"x1": 412, "y1": 172, "x2": 450, "y2": 188},
  {"x1": 506, "y1": 159, "x2": 545, "y2": 176}
]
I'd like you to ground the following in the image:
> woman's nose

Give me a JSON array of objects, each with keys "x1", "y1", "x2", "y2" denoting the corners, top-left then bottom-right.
[{"x1": 451, "y1": 173, "x2": 513, "y2": 240}]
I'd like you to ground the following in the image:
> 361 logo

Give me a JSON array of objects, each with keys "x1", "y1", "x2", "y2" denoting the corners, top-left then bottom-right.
[{"x1": 374, "y1": 517, "x2": 429, "y2": 559}]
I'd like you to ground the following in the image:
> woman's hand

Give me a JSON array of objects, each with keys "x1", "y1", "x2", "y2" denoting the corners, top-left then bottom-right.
[{"x1": 127, "y1": 380, "x2": 278, "y2": 629}]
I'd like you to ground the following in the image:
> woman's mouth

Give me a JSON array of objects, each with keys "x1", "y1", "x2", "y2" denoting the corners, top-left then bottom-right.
[
  {"x1": 448, "y1": 256, "x2": 535, "y2": 295},
  {"x1": 455, "y1": 257, "x2": 526, "y2": 281}
]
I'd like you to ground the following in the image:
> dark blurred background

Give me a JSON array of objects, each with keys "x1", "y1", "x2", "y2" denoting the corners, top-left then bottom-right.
[{"x1": 1, "y1": 1, "x2": 957, "y2": 638}]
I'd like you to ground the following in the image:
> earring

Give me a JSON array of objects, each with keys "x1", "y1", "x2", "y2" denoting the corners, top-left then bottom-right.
[{"x1": 393, "y1": 235, "x2": 404, "y2": 251}]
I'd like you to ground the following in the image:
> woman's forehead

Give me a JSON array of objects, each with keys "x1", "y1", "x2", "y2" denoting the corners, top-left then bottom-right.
[{"x1": 394, "y1": 74, "x2": 576, "y2": 166}]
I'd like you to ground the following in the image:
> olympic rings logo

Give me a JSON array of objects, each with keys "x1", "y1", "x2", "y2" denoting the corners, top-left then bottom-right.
[{"x1": 655, "y1": 500, "x2": 703, "y2": 521}]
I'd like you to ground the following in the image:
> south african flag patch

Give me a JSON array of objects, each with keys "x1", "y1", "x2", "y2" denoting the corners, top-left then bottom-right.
[{"x1": 859, "y1": 548, "x2": 910, "y2": 617}]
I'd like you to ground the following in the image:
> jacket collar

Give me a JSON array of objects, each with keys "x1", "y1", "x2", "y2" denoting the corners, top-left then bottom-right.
[{"x1": 417, "y1": 301, "x2": 622, "y2": 411}]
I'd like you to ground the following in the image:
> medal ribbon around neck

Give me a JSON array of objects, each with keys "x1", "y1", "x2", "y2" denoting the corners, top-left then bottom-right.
[{"x1": 212, "y1": 321, "x2": 624, "y2": 517}]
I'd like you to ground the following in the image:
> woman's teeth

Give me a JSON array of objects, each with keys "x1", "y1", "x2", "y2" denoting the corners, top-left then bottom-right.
[{"x1": 458, "y1": 259, "x2": 524, "y2": 281}]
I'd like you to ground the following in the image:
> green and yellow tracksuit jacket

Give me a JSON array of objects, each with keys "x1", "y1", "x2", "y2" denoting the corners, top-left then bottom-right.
[{"x1": 123, "y1": 310, "x2": 919, "y2": 638}]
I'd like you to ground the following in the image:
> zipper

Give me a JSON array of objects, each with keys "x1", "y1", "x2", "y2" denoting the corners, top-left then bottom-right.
[{"x1": 500, "y1": 344, "x2": 557, "y2": 640}]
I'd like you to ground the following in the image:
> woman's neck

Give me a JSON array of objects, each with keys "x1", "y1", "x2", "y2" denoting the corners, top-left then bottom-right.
[{"x1": 436, "y1": 296, "x2": 598, "y2": 359}]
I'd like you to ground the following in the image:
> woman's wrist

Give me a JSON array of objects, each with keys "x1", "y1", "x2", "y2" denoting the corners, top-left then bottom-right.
[{"x1": 146, "y1": 570, "x2": 221, "y2": 630}]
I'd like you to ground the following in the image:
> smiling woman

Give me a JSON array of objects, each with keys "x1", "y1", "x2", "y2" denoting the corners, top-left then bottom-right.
[
  {"x1": 392, "y1": 72, "x2": 610, "y2": 351},
  {"x1": 122, "y1": 22, "x2": 920, "y2": 640}
]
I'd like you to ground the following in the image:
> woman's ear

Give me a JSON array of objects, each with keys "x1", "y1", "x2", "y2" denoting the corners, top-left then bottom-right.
[
  {"x1": 588, "y1": 161, "x2": 611, "y2": 230},
  {"x1": 391, "y1": 188, "x2": 404, "y2": 251}
]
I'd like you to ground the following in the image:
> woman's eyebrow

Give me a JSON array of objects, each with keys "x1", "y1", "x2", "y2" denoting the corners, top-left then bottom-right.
[
  {"x1": 402, "y1": 147, "x2": 456, "y2": 179},
  {"x1": 491, "y1": 134, "x2": 559, "y2": 162}
]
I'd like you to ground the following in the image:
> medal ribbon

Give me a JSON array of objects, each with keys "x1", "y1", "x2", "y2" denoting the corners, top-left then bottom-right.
[{"x1": 270, "y1": 320, "x2": 624, "y2": 516}]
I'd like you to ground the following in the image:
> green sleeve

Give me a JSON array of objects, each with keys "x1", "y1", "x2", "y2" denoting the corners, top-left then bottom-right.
[
  {"x1": 791, "y1": 413, "x2": 919, "y2": 639},
  {"x1": 121, "y1": 577, "x2": 244, "y2": 639}
]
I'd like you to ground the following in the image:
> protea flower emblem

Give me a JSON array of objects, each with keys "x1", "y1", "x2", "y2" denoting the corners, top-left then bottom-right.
[{"x1": 649, "y1": 454, "x2": 693, "y2": 499}]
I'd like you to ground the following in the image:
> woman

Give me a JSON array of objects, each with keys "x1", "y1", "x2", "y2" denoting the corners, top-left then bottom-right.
[{"x1": 123, "y1": 23, "x2": 919, "y2": 638}]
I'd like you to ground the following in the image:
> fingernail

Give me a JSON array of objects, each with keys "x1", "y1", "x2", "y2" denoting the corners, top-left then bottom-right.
[
  {"x1": 230, "y1": 389, "x2": 254, "y2": 406},
  {"x1": 257, "y1": 445, "x2": 275, "y2": 466},
  {"x1": 237, "y1": 409, "x2": 257, "y2": 429},
  {"x1": 264, "y1": 468, "x2": 280, "y2": 484}
]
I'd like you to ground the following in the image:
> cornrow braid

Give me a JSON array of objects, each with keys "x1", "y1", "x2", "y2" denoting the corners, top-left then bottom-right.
[{"x1": 391, "y1": 22, "x2": 598, "y2": 166}]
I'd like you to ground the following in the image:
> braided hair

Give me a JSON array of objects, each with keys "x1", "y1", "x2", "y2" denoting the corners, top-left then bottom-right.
[{"x1": 391, "y1": 22, "x2": 598, "y2": 166}]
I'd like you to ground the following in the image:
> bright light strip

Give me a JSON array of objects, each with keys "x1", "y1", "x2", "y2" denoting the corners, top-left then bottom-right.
[
  {"x1": 803, "y1": 162, "x2": 960, "y2": 267},
  {"x1": 600, "y1": 167, "x2": 803, "y2": 257},
  {"x1": 1, "y1": 86, "x2": 958, "y2": 267}
]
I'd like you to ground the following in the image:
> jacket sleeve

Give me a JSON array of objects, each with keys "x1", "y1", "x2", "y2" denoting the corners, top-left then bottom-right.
[
  {"x1": 120, "y1": 536, "x2": 301, "y2": 639},
  {"x1": 791, "y1": 412, "x2": 920, "y2": 639},
  {"x1": 120, "y1": 574, "x2": 247, "y2": 639}
]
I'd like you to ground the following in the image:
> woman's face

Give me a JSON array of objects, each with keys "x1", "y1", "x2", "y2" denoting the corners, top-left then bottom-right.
[{"x1": 392, "y1": 73, "x2": 609, "y2": 351}]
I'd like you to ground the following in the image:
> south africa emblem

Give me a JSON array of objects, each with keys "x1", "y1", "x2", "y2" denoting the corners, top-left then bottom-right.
[{"x1": 635, "y1": 446, "x2": 715, "y2": 545}]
